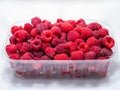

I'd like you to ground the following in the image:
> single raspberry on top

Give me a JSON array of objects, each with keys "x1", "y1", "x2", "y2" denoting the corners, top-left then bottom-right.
[
  {"x1": 71, "y1": 50, "x2": 84, "y2": 60},
  {"x1": 20, "y1": 42, "x2": 31, "y2": 54},
  {"x1": 31, "y1": 17, "x2": 41, "y2": 26},
  {"x1": 11, "y1": 25, "x2": 23, "y2": 34},
  {"x1": 84, "y1": 51, "x2": 96, "y2": 60},
  {"x1": 99, "y1": 28, "x2": 109, "y2": 37},
  {"x1": 61, "y1": 22, "x2": 73, "y2": 32},
  {"x1": 31, "y1": 39, "x2": 42, "y2": 51},
  {"x1": 24, "y1": 23, "x2": 33, "y2": 33},
  {"x1": 88, "y1": 22, "x2": 102, "y2": 30},
  {"x1": 44, "y1": 47, "x2": 56, "y2": 57},
  {"x1": 20, "y1": 52, "x2": 33, "y2": 60},
  {"x1": 86, "y1": 36, "x2": 98, "y2": 47},
  {"x1": 54, "y1": 53, "x2": 69, "y2": 60},
  {"x1": 6, "y1": 44, "x2": 17, "y2": 54}
]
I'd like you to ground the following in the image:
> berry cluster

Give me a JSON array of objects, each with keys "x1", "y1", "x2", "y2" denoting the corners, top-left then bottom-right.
[{"x1": 6, "y1": 17, "x2": 115, "y2": 60}]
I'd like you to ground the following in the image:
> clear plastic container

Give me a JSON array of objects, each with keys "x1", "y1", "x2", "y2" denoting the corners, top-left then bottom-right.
[{"x1": 2, "y1": 19, "x2": 117, "y2": 78}]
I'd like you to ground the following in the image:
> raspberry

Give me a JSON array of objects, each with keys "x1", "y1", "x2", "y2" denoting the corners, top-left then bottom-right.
[
  {"x1": 86, "y1": 36, "x2": 98, "y2": 47},
  {"x1": 20, "y1": 52, "x2": 33, "y2": 60},
  {"x1": 40, "y1": 55, "x2": 51, "y2": 60},
  {"x1": 93, "y1": 30, "x2": 100, "y2": 39},
  {"x1": 51, "y1": 35, "x2": 60, "y2": 46},
  {"x1": 45, "y1": 47, "x2": 56, "y2": 57},
  {"x1": 67, "y1": 30, "x2": 80, "y2": 41},
  {"x1": 14, "y1": 30, "x2": 28, "y2": 42},
  {"x1": 53, "y1": 22, "x2": 63, "y2": 28},
  {"x1": 42, "y1": 42, "x2": 51, "y2": 50},
  {"x1": 16, "y1": 43, "x2": 23, "y2": 50},
  {"x1": 24, "y1": 23, "x2": 33, "y2": 33},
  {"x1": 20, "y1": 42, "x2": 31, "y2": 54},
  {"x1": 31, "y1": 17, "x2": 41, "y2": 26},
  {"x1": 33, "y1": 51, "x2": 43, "y2": 58},
  {"x1": 6, "y1": 44, "x2": 17, "y2": 54},
  {"x1": 74, "y1": 26, "x2": 82, "y2": 34},
  {"x1": 77, "y1": 18, "x2": 86, "y2": 27},
  {"x1": 99, "y1": 28, "x2": 109, "y2": 37},
  {"x1": 55, "y1": 44, "x2": 65, "y2": 54},
  {"x1": 71, "y1": 51, "x2": 84, "y2": 60},
  {"x1": 103, "y1": 36, "x2": 115, "y2": 49},
  {"x1": 84, "y1": 51, "x2": 96, "y2": 60},
  {"x1": 31, "y1": 39, "x2": 42, "y2": 51},
  {"x1": 98, "y1": 38, "x2": 104, "y2": 47},
  {"x1": 41, "y1": 30, "x2": 53, "y2": 42},
  {"x1": 36, "y1": 23, "x2": 47, "y2": 33},
  {"x1": 33, "y1": 57, "x2": 41, "y2": 60},
  {"x1": 35, "y1": 35, "x2": 41, "y2": 40},
  {"x1": 42, "y1": 20, "x2": 52, "y2": 29},
  {"x1": 100, "y1": 48, "x2": 113, "y2": 57},
  {"x1": 51, "y1": 26, "x2": 61, "y2": 36},
  {"x1": 57, "y1": 18, "x2": 64, "y2": 23},
  {"x1": 80, "y1": 27, "x2": 93, "y2": 39},
  {"x1": 61, "y1": 22, "x2": 73, "y2": 32},
  {"x1": 9, "y1": 53, "x2": 20, "y2": 60},
  {"x1": 67, "y1": 20, "x2": 76, "y2": 27},
  {"x1": 75, "y1": 39, "x2": 84, "y2": 45},
  {"x1": 27, "y1": 37, "x2": 34, "y2": 43},
  {"x1": 97, "y1": 57, "x2": 106, "y2": 60},
  {"x1": 88, "y1": 22, "x2": 102, "y2": 30},
  {"x1": 60, "y1": 33, "x2": 67, "y2": 43},
  {"x1": 9, "y1": 35, "x2": 17, "y2": 44},
  {"x1": 78, "y1": 42, "x2": 89, "y2": 53},
  {"x1": 54, "y1": 53, "x2": 69, "y2": 60},
  {"x1": 30, "y1": 28, "x2": 37, "y2": 37},
  {"x1": 89, "y1": 46, "x2": 101, "y2": 55},
  {"x1": 11, "y1": 26, "x2": 23, "y2": 34}
]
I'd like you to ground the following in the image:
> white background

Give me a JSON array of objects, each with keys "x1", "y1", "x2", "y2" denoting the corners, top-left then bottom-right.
[{"x1": 0, "y1": 0, "x2": 120, "y2": 90}]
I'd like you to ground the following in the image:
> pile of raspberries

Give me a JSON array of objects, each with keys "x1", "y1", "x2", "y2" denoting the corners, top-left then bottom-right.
[{"x1": 5, "y1": 17, "x2": 115, "y2": 60}]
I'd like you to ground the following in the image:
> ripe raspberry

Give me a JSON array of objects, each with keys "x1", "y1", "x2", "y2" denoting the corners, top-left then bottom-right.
[
  {"x1": 67, "y1": 30, "x2": 80, "y2": 41},
  {"x1": 36, "y1": 23, "x2": 47, "y2": 33},
  {"x1": 55, "y1": 44, "x2": 65, "y2": 54},
  {"x1": 33, "y1": 51, "x2": 43, "y2": 58},
  {"x1": 88, "y1": 22, "x2": 102, "y2": 30},
  {"x1": 42, "y1": 42, "x2": 51, "y2": 50},
  {"x1": 42, "y1": 20, "x2": 52, "y2": 29},
  {"x1": 97, "y1": 57, "x2": 106, "y2": 60},
  {"x1": 27, "y1": 37, "x2": 34, "y2": 43},
  {"x1": 35, "y1": 35, "x2": 41, "y2": 40},
  {"x1": 51, "y1": 35, "x2": 60, "y2": 46},
  {"x1": 31, "y1": 39, "x2": 42, "y2": 51},
  {"x1": 20, "y1": 52, "x2": 33, "y2": 60},
  {"x1": 24, "y1": 23, "x2": 33, "y2": 33},
  {"x1": 75, "y1": 39, "x2": 84, "y2": 45},
  {"x1": 86, "y1": 36, "x2": 98, "y2": 47},
  {"x1": 14, "y1": 30, "x2": 28, "y2": 42},
  {"x1": 41, "y1": 30, "x2": 53, "y2": 42},
  {"x1": 67, "y1": 20, "x2": 76, "y2": 27},
  {"x1": 93, "y1": 30, "x2": 100, "y2": 39},
  {"x1": 100, "y1": 48, "x2": 113, "y2": 57},
  {"x1": 74, "y1": 26, "x2": 82, "y2": 34},
  {"x1": 51, "y1": 26, "x2": 61, "y2": 36},
  {"x1": 9, "y1": 53, "x2": 20, "y2": 60},
  {"x1": 78, "y1": 42, "x2": 89, "y2": 53},
  {"x1": 60, "y1": 33, "x2": 67, "y2": 43},
  {"x1": 31, "y1": 17, "x2": 41, "y2": 26},
  {"x1": 103, "y1": 36, "x2": 115, "y2": 49},
  {"x1": 11, "y1": 25, "x2": 23, "y2": 34},
  {"x1": 9, "y1": 35, "x2": 17, "y2": 44},
  {"x1": 40, "y1": 55, "x2": 51, "y2": 60},
  {"x1": 45, "y1": 47, "x2": 56, "y2": 57},
  {"x1": 71, "y1": 51, "x2": 84, "y2": 60},
  {"x1": 84, "y1": 51, "x2": 96, "y2": 60},
  {"x1": 54, "y1": 53, "x2": 69, "y2": 60},
  {"x1": 57, "y1": 18, "x2": 64, "y2": 23},
  {"x1": 6, "y1": 44, "x2": 17, "y2": 54},
  {"x1": 53, "y1": 22, "x2": 63, "y2": 28},
  {"x1": 77, "y1": 18, "x2": 86, "y2": 27},
  {"x1": 70, "y1": 42, "x2": 78, "y2": 52},
  {"x1": 20, "y1": 42, "x2": 31, "y2": 54},
  {"x1": 16, "y1": 43, "x2": 23, "y2": 50},
  {"x1": 98, "y1": 38, "x2": 104, "y2": 47},
  {"x1": 99, "y1": 28, "x2": 109, "y2": 37},
  {"x1": 30, "y1": 28, "x2": 37, "y2": 37},
  {"x1": 89, "y1": 46, "x2": 101, "y2": 55},
  {"x1": 80, "y1": 27, "x2": 93, "y2": 39},
  {"x1": 33, "y1": 57, "x2": 41, "y2": 60},
  {"x1": 61, "y1": 22, "x2": 73, "y2": 32}
]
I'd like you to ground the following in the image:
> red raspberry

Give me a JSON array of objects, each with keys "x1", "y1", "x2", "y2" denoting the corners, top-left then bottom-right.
[
  {"x1": 35, "y1": 35, "x2": 41, "y2": 40},
  {"x1": 11, "y1": 25, "x2": 23, "y2": 34},
  {"x1": 20, "y1": 52, "x2": 33, "y2": 60},
  {"x1": 33, "y1": 57, "x2": 41, "y2": 60},
  {"x1": 14, "y1": 30, "x2": 28, "y2": 42},
  {"x1": 31, "y1": 39, "x2": 42, "y2": 51},
  {"x1": 99, "y1": 28, "x2": 109, "y2": 37},
  {"x1": 31, "y1": 17, "x2": 41, "y2": 26},
  {"x1": 16, "y1": 43, "x2": 22, "y2": 50},
  {"x1": 40, "y1": 55, "x2": 51, "y2": 60},
  {"x1": 97, "y1": 57, "x2": 106, "y2": 60},
  {"x1": 60, "y1": 33, "x2": 67, "y2": 44},
  {"x1": 51, "y1": 35, "x2": 60, "y2": 46},
  {"x1": 51, "y1": 26, "x2": 61, "y2": 36},
  {"x1": 86, "y1": 36, "x2": 98, "y2": 47},
  {"x1": 54, "y1": 53, "x2": 69, "y2": 60},
  {"x1": 78, "y1": 42, "x2": 89, "y2": 53},
  {"x1": 84, "y1": 51, "x2": 96, "y2": 60},
  {"x1": 88, "y1": 22, "x2": 102, "y2": 30},
  {"x1": 100, "y1": 48, "x2": 113, "y2": 57},
  {"x1": 42, "y1": 20, "x2": 52, "y2": 29},
  {"x1": 75, "y1": 39, "x2": 84, "y2": 45},
  {"x1": 67, "y1": 20, "x2": 76, "y2": 27},
  {"x1": 93, "y1": 30, "x2": 100, "y2": 39},
  {"x1": 71, "y1": 51, "x2": 84, "y2": 60},
  {"x1": 89, "y1": 46, "x2": 101, "y2": 55},
  {"x1": 45, "y1": 47, "x2": 56, "y2": 57},
  {"x1": 70, "y1": 42, "x2": 78, "y2": 52},
  {"x1": 9, "y1": 53, "x2": 20, "y2": 60},
  {"x1": 67, "y1": 30, "x2": 80, "y2": 41},
  {"x1": 41, "y1": 30, "x2": 53, "y2": 42},
  {"x1": 20, "y1": 42, "x2": 31, "y2": 54},
  {"x1": 55, "y1": 44, "x2": 65, "y2": 54},
  {"x1": 9, "y1": 35, "x2": 17, "y2": 44},
  {"x1": 103, "y1": 36, "x2": 115, "y2": 49},
  {"x1": 36, "y1": 23, "x2": 47, "y2": 33},
  {"x1": 80, "y1": 27, "x2": 93, "y2": 39},
  {"x1": 53, "y1": 22, "x2": 63, "y2": 28},
  {"x1": 33, "y1": 51, "x2": 43, "y2": 58},
  {"x1": 24, "y1": 23, "x2": 33, "y2": 33},
  {"x1": 6, "y1": 44, "x2": 17, "y2": 54},
  {"x1": 31, "y1": 28, "x2": 37, "y2": 37},
  {"x1": 77, "y1": 18, "x2": 86, "y2": 27},
  {"x1": 42, "y1": 42, "x2": 51, "y2": 50},
  {"x1": 61, "y1": 22, "x2": 73, "y2": 32},
  {"x1": 98, "y1": 38, "x2": 104, "y2": 47},
  {"x1": 74, "y1": 26, "x2": 82, "y2": 34},
  {"x1": 57, "y1": 18, "x2": 64, "y2": 23}
]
